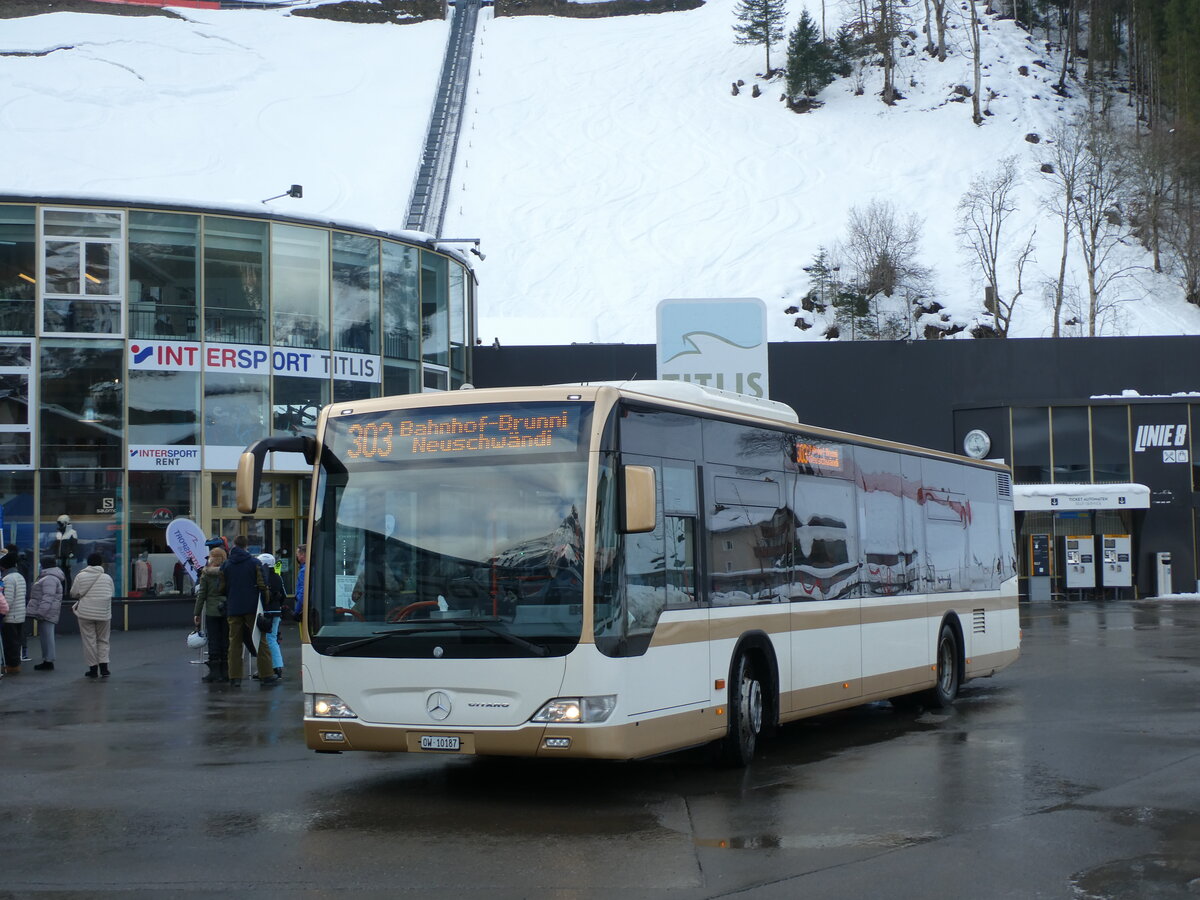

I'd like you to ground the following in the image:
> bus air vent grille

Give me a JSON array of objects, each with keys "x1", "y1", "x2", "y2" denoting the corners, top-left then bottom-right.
[
  {"x1": 972, "y1": 609, "x2": 986, "y2": 634},
  {"x1": 996, "y1": 472, "x2": 1012, "y2": 498}
]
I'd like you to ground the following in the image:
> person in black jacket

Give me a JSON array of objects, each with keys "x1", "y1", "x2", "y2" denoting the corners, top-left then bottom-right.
[
  {"x1": 220, "y1": 535, "x2": 266, "y2": 688},
  {"x1": 256, "y1": 553, "x2": 285, "y2": 685}
]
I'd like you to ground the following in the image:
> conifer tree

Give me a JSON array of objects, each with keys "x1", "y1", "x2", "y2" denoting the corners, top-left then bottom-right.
[
  {"x1": 733, "y1": 0, "x2": 788, "y2": 75},
  {"x1": 785, "y1": 10, "x2": 835, "y2": 100},
  {"x1": 831, "y1": 23, "x2": 862, "y2": 79}
]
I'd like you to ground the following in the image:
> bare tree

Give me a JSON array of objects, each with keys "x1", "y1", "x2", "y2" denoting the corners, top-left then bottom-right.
[
  {"x1": 928, "y1": 0, "x2": 948, "y2": 60},
  {"x1": 1056, "y1": 0, "x2": 1077, "y2": 94},
  {"x1": 1041, "y1": 122, "x2": 1087, "y2": 337},
  {"x1": 1123, "y1": 128, "x2": 1174, "y2": 273},
  {"x1": 1163, "y1": 187, "x2": 1200, "y2": 306},
  {"x1": 878, "y1": 0, "x2": 899, "y2": 105},
  {"x1": 1071, "y1": 117, "x2": 1138, "y2": 335},
  {"x1": 843, "y1": 199, "x2": 931, "y2": 337},
  {"x1": 1160, "y1": 123, "x2": 1200, "y2": 306},
  {"x1": 956, "y1": 156, "x2": 1035, "y2": 336},
  {"x1": 965, "y1": 0, "x2": 983, "y2": 124},
  {"x1": 871, "y1": 0, "x2": 918, "y2": 105}
]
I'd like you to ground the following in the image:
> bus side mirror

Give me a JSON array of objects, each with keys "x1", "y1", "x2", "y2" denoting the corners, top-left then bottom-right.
[
  {"x1": 236, "y1": 435, "x2": 319, "y2": 514},
  {"x1": 236, "y1": 449, "x2": 264, "y2": 515},
  {"x1": 622, "y1": 465, "x2": 656, "y2": 534}
]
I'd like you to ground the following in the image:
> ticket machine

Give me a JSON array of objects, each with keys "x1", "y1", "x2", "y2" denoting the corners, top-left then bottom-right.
[
  {"x1": 1028, "y1": 534, "x2": 1052, "y2": 602},
  {"x1": 1062, "y1": 536, "x2": 1096, "y2": 593},
  {"x1": 1100, "y1": 535, "x2": 1132, "y2": 593}
]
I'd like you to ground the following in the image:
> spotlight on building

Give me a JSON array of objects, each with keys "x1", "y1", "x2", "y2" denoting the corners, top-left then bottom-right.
[
  {"x1": 261, "y1": 184, "x2": 304, "y2": 204},
  {"x1": 439, "y1": 238, "x2": 484, "y2": 262}
]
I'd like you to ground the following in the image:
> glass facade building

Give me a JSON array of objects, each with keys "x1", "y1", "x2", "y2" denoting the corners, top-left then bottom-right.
[{"x1": 0, "y1": 197, "x2": 475, "y2": 597}]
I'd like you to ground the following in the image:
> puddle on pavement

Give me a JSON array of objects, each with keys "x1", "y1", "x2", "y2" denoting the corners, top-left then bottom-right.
[{"x1": 1072, "y1": 807, "x2": 1200, "y2": 899}]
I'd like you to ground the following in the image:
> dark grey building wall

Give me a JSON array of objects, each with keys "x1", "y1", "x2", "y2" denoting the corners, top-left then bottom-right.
[
  {"x1": 474, "y1": 336, "x2": 1200, "y2": 451},
  {"x1": 474, "y1": 335, "x2": 1200, "y2": 595}
]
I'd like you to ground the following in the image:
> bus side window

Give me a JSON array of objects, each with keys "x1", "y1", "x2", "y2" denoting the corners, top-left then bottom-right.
[
  {"x1": 665, "y1": 515, "x2": 697, "y2": 604},
  {"x1": 663, "y1": 460, "x2": 698, "y2": 606},
  {"x1": 625, "y1": 502, "x2": 666, "y2": 635}
]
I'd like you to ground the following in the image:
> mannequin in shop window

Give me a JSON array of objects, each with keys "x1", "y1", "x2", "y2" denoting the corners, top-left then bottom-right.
[
  {"x1": 51, "y1": 515, "x2": 78, "y2": 587},
  {"x1": 134, "y1": 551, "x2": 153, "y2": 597}
]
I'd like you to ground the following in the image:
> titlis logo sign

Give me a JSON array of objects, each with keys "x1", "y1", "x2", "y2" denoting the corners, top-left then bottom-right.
[{"x1": 1134, "y1": 424, "x2": 1190, "y2": 464}]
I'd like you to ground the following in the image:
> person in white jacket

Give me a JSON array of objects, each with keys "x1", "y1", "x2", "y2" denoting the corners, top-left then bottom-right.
[
  {"x1": 1, "y1": 551, "x2": 27, "y2": 674},
  {"x1": 71, "y1": 553, "x2": 115, "y2": 679}
]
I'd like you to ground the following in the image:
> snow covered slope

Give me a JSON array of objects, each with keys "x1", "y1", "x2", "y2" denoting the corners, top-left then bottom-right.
[{"x1": 3, "y1": 1, "x2": 1198, "y2": 344}]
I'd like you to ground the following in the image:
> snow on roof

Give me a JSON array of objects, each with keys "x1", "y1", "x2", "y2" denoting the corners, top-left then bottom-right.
[
  {"x1": 1014, "y1": 483, "x2": 1150, "y2": 511},
  {"x1": 1089, "y1": 390, "x2": 1200, "y2": 400}
]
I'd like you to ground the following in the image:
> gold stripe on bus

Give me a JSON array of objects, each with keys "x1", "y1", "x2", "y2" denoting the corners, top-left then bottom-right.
[
  {"x1": 965, "y1": 648, "x2": 1019, "y2": 677},
  {"x1": 859, "y1": 601, "x2": 927, "y2": 625},
  {"x1": 648, "y1": 598, "x2": 1020, "y2": 648},
  {"x1": 789, "y1": 606, "x2": 861, "y2": 630},
  {"x1": 708, "y1": 611, "x2": 792, "y2": 641},
  {"x1": 648, "y1": 618, "x2": 709, "y2": 647},
  {"x1": 861, "y1": 665, "x2": 932, "y2": 696},
  {"x1": 781, "y1": 666, "x2": 934, "y2": 718},
  {"x1": 780, "y1": 679, "x2": 862, "y2": 716}
]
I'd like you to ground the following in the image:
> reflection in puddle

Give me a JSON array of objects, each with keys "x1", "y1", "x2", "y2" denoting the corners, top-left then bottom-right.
[{"x1": 695, "y1": 830, "x2": 938, "y2": 851}]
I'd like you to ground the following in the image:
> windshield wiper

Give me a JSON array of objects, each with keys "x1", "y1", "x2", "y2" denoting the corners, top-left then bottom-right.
[
  {"x1": 442, "y1": 618, "x2": 550, "y2": 657},
  {"x1": 324, "y1": 619, "x2": 550, "y2": 657},
  {"x1": 325, "y1": 630, "x2": 409, "y2": 656}
]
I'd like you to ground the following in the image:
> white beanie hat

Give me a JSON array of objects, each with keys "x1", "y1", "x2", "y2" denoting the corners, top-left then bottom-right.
[{"x1": 257, "y1": 553, "x2": 276, "y2": 568}]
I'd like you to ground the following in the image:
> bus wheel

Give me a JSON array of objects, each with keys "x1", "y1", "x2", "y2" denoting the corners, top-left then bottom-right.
[
  {"x1": 722, "y1": 654, "x2": 763, "y2": 767},
  {"x1": 924, "y1": 622, "x2": 961, "y2": 708}
]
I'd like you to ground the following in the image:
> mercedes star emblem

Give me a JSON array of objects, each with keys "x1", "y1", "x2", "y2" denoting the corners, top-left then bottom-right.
[{"x1": 426, "y1": 691, "x2": 452, "y2": 721}]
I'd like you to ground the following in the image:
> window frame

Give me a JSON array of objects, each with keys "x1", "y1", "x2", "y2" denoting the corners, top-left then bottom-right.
[
  {"x1": 38, "y1": 206, "x2": 126, "y2": 339},
  {"x1": 0, "y1": 339, "x2": 34, "y2": 470}
]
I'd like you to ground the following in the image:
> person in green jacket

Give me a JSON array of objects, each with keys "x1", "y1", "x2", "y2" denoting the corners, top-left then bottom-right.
[{"x1": 193, "y1": 546, "x2": 228, "y2": 683}]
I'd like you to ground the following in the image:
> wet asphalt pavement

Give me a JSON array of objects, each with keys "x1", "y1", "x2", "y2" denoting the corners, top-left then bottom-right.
[{"x1": 3, "y1": 600, "x2": 1199, "y2": 898}]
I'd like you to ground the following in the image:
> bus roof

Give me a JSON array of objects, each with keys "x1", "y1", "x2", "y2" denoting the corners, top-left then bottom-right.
[
  {"x1": 320, "y1": 382, "x2": 1008, "y2": 472},
  {"x1": 565, "y1": 380, "x2": 800, "y2": 425}
]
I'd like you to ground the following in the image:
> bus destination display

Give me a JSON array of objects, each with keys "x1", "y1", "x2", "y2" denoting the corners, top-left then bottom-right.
[{"x1": 331, "y1": 402, "x2": 586, "y2": 462}]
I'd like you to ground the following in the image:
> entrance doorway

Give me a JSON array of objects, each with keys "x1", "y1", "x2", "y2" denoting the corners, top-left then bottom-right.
[{"x1": 207, "y1": 473, "x2": 309, "y2": 593}]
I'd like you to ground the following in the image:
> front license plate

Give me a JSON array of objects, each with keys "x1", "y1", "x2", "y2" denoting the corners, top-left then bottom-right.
[{"x1": 419, "y1": 735, "x2": 461, "y2": 751}]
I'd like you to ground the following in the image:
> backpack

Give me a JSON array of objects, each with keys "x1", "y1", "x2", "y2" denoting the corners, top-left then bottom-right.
[{"x1": 263, "y1": 565, "x2": 285, "y2": 610}]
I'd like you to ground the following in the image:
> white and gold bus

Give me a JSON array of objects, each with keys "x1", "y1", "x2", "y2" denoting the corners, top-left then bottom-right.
[{"x1": 237, "y1": 381, "x2": 1019, "y2": 765}]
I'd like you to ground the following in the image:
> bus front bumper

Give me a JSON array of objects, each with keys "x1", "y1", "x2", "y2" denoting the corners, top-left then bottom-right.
[{"x1": 305, "y1": 707, "x2": 724, "y2": 760}]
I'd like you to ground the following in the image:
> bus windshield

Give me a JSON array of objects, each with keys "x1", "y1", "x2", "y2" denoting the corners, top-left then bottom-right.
[{"x1": 308, "y1": 401, "x2": 593, "y2": 658}]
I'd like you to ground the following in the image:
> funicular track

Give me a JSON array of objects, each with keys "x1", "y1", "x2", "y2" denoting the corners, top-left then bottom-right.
[{"x1": 405, "y1": 0, "x2": 483, "y2": 236}]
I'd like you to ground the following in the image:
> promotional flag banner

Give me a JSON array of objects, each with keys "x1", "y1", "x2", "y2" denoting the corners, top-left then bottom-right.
[{"x1": 165, "y1": 517, "x2": 208, "y2": 585}]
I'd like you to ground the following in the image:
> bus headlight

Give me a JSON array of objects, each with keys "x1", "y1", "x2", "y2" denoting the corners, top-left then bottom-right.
[
  {"x1": 531, "y1": 695, "x2": 617, "y2": 724},
  {"x1": 306, "y1": 693, "x2": 358, "y2": 719}
]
